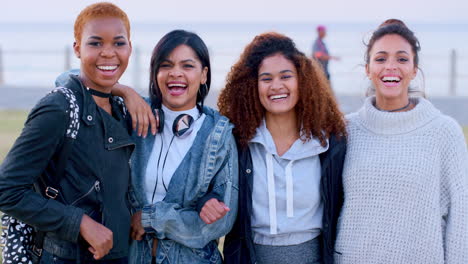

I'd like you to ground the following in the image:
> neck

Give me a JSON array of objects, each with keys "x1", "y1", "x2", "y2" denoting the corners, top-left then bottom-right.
[
  {"x1": 79, "y1": 75, "x2": 113, "y2": 114},
  {"x1": 265, "y1": 111, "x2": 299, "y2": 156},
  {"x1": 79, "y1": 74, "x2": 113, "y2": 94},
  {"x1": 375, "y1": 95, "x2": 412, "y2": 112},
  {"x1": 93, "y1": 96, "x2": 112, "y2": 114}
]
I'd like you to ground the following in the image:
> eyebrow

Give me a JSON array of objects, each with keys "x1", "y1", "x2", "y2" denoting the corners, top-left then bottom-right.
[
  {"x1": 162, "y1": 59, "x2": 197, "y2": 64},
  {"x1": 87, "y1": 35, "x2": 126, "y2": 40},
  {"x1": 258, "y1": 69, "x2": 294, "y2": 77},
  {"x1": 375, "y1": 50, "x2": 410, "y2": 55},
  {"x1": 181, "y1": 59, "x2": 196, "y2": 63}
]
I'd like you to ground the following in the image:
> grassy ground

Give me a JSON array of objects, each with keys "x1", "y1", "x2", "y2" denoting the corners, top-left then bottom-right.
[
  {"x1": 0, "y1": 111, "x2": 27, "y2": 260},
  {"x1": 464, "y1": 127, "x2": 468, "y2": 144},
  {"x1": 0, "y1": 110, "x2": 28, "y2": 163}
]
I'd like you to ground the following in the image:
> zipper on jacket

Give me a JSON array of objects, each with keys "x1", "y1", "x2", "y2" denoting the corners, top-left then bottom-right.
[
  {"x1": 107, "y1": 142, "x2": 135, "y2": 151},
  {"x1": 71, "y1": 180, "x2": 101, "y2": 206}
]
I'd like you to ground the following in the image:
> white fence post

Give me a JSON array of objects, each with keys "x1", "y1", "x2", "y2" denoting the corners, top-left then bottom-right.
[
  {"x1": 0, "y1": 45, "x2": 4, "y2": 85},
  {"x1": 64, "y1": 46, "x2": 71, "y2": 71},
  {"x1": 449, "y1": 49, "x2": 457, "y2": 96},
  {"x1": 133, "y1": 46, "x2": 141, "y2": 90}
]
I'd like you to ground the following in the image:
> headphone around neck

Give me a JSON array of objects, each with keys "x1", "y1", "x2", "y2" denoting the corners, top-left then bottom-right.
[
  {"x1": 154, "y1": 108, "x2": 197, "y2": 138},
  {"x1": 151, "y1": 107, "x2": 201, "y2": 202}
]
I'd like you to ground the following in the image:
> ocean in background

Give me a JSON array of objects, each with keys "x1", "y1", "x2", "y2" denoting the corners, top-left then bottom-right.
[{"x1": 0, "y1": 22, "x2": 467, "y2": 96}]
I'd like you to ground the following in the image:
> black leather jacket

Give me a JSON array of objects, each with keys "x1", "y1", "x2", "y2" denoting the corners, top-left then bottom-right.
[
  {"x1": 223, "y1": 134, "x2": 347, "y2": 264},
  {"x1": 0, "y1": 75, "x2": 134, "y2": 259}
]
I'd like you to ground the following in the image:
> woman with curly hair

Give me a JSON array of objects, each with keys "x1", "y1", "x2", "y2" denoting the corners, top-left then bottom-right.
[{"x1": 217, "y1": 32, "x2": 347, "y2": 264}]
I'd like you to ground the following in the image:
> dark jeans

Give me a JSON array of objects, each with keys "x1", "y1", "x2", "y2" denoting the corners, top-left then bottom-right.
[{"x1": 40, "y1": 249, "x2": 128, "y2": 264}]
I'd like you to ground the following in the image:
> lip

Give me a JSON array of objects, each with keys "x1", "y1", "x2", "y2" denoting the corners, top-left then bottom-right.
[
  {"x1": 96, "y1": 64, "x2": 119, "y2": 77},
  {"x1": 167, "y1": 81, "x2": 188, "y2": 96},
  {"x1": 268, "y1": 93, "x2": 289, "y2": 102},
  {"x1": 380, "y1": 74, "x2": 401, "y2": 88}
]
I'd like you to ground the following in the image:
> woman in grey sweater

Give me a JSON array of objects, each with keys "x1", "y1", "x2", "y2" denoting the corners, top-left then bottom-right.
[{"x1": 334, "y1": 19, "x2": 468, "y2": 263}]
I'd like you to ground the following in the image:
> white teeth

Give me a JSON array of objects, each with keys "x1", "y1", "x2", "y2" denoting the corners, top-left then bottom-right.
[
  {"x1": 270, "y1": 94, "x2": 288, "y2": 100},
  {"x1": 97, "y1": 65, "x2": 118, "y2": 71},
  {"x1": 168, "y1": 83, "x2": 187, "y2": 88},
  {"x1": 382, "y1": 76, "x2": 400, "y2": 82}
]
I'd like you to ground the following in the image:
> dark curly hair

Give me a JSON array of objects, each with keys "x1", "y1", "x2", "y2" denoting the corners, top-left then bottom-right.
[{"x1": 218, "y1": 32, "x2": 346, "y2": 148}]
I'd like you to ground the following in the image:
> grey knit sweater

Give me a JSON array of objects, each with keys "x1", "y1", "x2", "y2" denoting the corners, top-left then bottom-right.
[{"x1": 335, "y1": 97, "x2": 468, "y2": 264}]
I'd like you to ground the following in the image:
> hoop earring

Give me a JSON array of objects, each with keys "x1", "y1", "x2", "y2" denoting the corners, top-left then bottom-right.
[{"x1": 199, "y1": 83, "x2": 208, "y2": 96}]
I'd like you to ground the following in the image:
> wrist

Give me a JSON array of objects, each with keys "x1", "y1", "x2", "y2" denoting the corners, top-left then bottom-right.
[{"x1": 112, "y1": 83, "x2": 129, "y2": 98}]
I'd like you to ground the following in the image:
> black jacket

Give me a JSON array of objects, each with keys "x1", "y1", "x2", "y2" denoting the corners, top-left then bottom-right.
[
  {"x1": 0, "y1": 75, "x2": 134, "y2": 259},
  {"x1": 223, "y1": 134, "x2": 346, "y2": 264}
]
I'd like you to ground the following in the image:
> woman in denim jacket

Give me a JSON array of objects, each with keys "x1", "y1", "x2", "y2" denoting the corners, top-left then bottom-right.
[{"x1": 118, "y1": 30, "x2": 238, "y2": 264}]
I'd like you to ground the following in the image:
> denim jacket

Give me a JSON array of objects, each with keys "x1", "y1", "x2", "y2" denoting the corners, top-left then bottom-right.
[{"x1": 127, "y1": 101, "x2": 239, "y2": 264}]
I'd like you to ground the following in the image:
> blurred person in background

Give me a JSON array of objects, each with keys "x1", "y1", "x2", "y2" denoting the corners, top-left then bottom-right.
[{"x1": 312, "y1": 25, "x2": 339, "y2": 81}]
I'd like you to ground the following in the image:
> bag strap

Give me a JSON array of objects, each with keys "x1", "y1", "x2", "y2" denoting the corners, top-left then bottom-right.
[
  {"x1": 43, "y1": 87, "x2": 80, "y2": 199},
  {"x1": 31, "y1": 87, "x2": 80, "y2": 257}
]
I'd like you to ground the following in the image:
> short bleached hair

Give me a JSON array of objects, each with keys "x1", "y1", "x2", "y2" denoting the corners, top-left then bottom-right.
[{"x1": 74, "y1": 2, "x2": 130, "y2": 42}]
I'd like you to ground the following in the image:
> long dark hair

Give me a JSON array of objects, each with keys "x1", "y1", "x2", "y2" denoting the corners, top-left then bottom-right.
[{"x1": 149, "y1": 29, "x2": 211, "y2": 109}]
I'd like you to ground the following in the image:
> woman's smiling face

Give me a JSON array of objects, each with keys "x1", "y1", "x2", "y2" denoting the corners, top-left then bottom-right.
[
  {"x1": 257, "y1": 53, "x2": 299, "y2": 117},
  {"x1": 156, "y1": 44, "x2": 208, "y2": 111},
  {"x1": 74, "y1": 17, "x2": 131, "y2": 91},
  {"x1": 366, "y1": 34, "x2": 417, "y2": 102}
]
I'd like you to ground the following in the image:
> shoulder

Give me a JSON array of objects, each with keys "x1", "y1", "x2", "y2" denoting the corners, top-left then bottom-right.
[
  {"x1": 203, "y1": 106, "x2": 234, "y2": 130},
  {"x1": 328, "y1": 133, "x2": 347, "y2": 148},
  {"x1": 30, "y1": 89, "x2": 71, "y2": 116},
  {"x1": 434, "y1": 114, "x2": 463, "y2": 133},
  {"x1": 325, "y1": 133, "x2": 347, "y2": 160},
  {"x1": 344, "y1": 111, "x2": 359, "y2": 123},
  {"x1": 344, "y1": 111, "x2": 361, "y2": 132},
  {"x1": 202, "y1": 106, "x2": 235, "y2": 145},
  {"x1": 430, "y1": 114, "x2": 466, "y2": 146},
  {"x1": 21, "y1": 90, "x2": 72, "y2": 137}
]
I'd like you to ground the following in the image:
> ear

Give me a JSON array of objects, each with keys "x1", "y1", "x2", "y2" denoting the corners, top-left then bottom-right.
[
  {"x1": 365, "y1": 64, "x2": 370, "y2": 79},
  {"x1": 73, "y1": 42, "x2": 81, "y2": 59},
  {"x1": 201, "y1": 66, "x2": 208, "y2": 85},
  {"x1": 129, "y1": 40, "x2": 133, "y2": 55}
]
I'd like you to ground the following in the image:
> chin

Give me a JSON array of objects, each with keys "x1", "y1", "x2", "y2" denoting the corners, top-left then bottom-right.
[
  {"x1": 377, "y1": 88, "x2": 406, "y2": 99},
  {"x1": 267, "y1": 107, "x2": 294, "y2": 115}
]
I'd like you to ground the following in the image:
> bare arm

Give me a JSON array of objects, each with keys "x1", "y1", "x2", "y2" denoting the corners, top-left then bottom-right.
[{"x1": 112, "y1": 83, "x2": 157, "y2": 137}]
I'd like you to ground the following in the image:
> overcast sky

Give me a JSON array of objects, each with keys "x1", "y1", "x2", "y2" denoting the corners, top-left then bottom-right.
[{"x1": 1, "y1": 0, "x2": 468, "y2": 24}]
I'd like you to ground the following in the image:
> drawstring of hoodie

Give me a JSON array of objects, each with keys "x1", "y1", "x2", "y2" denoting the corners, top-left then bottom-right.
[
  {"x1": 285, "y1": 160, "x2": 294, "y2": 218},
  {"x1": 266, "y1": 153, "x2": 295, "y2": 235}
]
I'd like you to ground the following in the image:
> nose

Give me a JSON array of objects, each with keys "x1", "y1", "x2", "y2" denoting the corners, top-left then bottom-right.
[
  {"x1": 271, "y1": 77, "x2": 283, "y2": 90},
  {"x1": 100, "y1": 45, "x2": 116, "y2": 58},
  {"x1": 385, "y1": 59, "x2": 398, "y2": 70},
  {"x1": 169, "y1": 66, "x2": 183, "y2": 77}
]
